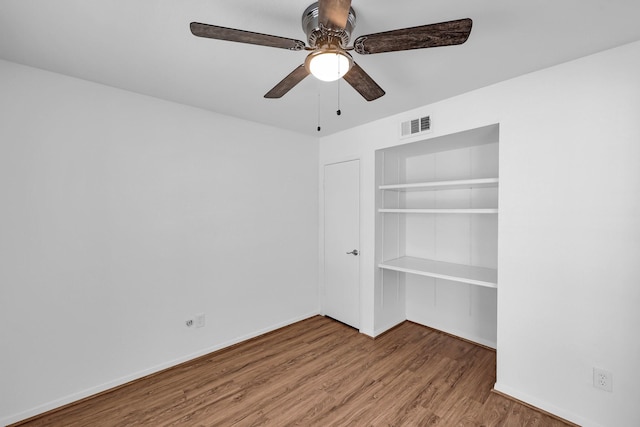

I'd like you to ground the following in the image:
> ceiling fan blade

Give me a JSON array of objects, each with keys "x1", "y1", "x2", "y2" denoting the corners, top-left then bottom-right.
[
  {"x1": 264, "y1": 65, "x2": 310, "y2": 98},
  {"x1": 318, "y1": 0, "x2": 352, "y2": 30},
  {"x1": 353, "y1": 18, "x2": 472, "y2": 55},
  {"x1": 190, "y1": 22, "x2": 306, "y2": 51},
  {"x1": 343, "y1": 62, "x2": 385, "y2": 101}
]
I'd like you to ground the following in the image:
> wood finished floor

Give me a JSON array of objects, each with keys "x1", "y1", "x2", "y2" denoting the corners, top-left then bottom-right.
[{"x1": 14, "y1": 316, "x2": 573, "y2": 426}]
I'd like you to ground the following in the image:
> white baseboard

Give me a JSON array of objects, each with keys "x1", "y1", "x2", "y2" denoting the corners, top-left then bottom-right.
[
  {"x1": 372, "y1": 318, "x2": 406, "y2": 337},
  {"x1": 2, "y1": 310, "x2": 320, "y2": 426},
  {"x1": 493, "y1": 382, "x2": 595, "y2": 427},
  {"x1": 407, "y1": 318, "x2": 496, "y2": 349}
]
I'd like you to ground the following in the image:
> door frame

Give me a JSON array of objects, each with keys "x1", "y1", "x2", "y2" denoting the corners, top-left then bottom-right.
[{"x1": 320, "y1": 158, "x2": 362, "y2": 330}]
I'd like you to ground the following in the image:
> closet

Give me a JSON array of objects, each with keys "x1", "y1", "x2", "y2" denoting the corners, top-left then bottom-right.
[{"x1": 375, "y1": 124, "x2": 499, "y2": 347}]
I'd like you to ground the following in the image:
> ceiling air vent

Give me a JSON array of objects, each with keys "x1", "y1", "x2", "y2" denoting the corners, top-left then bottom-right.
[{"x1": 400, "y1": 115, "x2": 431, "y2": 138}]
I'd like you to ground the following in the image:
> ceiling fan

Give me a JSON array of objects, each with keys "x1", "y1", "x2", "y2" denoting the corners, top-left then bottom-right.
[{"x1": 190, "y1": 0, "x2": 472, "y2": 102}]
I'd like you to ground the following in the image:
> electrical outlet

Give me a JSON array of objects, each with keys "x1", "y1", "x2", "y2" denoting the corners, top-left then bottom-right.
[
  {"x1": 195, "y1": 313, "x2": 205, "y2": 328},
  {"x1": 185, "y1": 318, "x2": 194, "y2": 327},
  {"x1": 593, "y1": 368, "x2": 613, "y2": 392}
]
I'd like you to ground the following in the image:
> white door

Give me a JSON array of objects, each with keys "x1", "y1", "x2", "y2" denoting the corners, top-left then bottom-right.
[{"x1": 323, "y1": 160, "x2": 360, "y2": 329}]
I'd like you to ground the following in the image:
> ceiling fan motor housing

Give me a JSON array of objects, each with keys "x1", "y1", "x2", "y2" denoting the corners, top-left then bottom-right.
[{"x1": 302, "y1": 1, "x2": 357, "y2": 49}]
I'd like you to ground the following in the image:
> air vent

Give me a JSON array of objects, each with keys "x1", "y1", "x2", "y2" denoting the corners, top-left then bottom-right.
[{"x1": 400, "y1": 115, "x2": 431, "y2": 138}]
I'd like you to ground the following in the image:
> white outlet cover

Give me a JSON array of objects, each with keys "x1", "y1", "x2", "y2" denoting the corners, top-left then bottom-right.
[
  {"x1": 593, "y1": 367, "x2": 613, "y2": 392},
  {"x1": 195, "y1": 313, "x2": 205, "y2": 328}
]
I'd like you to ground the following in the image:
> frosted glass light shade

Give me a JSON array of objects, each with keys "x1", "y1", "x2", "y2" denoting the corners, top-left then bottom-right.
[{"x1": 307, "y1": 51, "x2": 352, "y2": 82}]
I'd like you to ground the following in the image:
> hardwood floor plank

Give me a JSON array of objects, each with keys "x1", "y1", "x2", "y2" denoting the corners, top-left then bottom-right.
[
  {"x1": 11, "y1": 316, "x2": 575, "y2": 427},
  {"x1": 473, "y1": 391, "x2": 512, "y2": 426}
]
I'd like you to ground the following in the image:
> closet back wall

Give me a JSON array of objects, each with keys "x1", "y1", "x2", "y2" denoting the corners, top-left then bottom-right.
[{"x1": 0, "y1": 59, "x2": 319, "y2": 425}]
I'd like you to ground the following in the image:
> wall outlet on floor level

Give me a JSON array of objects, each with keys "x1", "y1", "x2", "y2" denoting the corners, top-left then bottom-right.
[
  {"x1": 195, "y1": 313, "x2": 206, "y2": 328},
  {"x1": 593, "y1": 368, "x2": 613, "y2": 392},
  {"x1": 185, "y1": 318, "x2": 194, "y2": 327}
]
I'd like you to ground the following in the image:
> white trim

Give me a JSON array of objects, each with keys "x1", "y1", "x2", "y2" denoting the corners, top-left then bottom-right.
[
  {"x1": 493, "y1": 382, "x2": 596, "y2": 427},
  {"x1": 373, "y1": 318, "x2": 406, "y2": 338},
  {"x1": 408, "y1": 318, "x2": 497, "y2": 349}
]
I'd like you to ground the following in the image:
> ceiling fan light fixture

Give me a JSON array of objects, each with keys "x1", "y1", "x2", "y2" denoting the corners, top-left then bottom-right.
[{"x1": 306, "y1": 49, "x2": 353, "y2": 82}]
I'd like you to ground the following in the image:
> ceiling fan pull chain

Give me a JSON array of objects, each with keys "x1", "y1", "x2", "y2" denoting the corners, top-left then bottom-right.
[
  {"x1": 337, "y1": 79, "x2": 342, "y2": 116},
  {"x1": 317, "y1": 93, "x2": 322, "y2": 132}
]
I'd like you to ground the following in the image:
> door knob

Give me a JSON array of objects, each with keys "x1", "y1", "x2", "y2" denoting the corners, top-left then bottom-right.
[{"x1": 346, "y1": 249, "x2": 359, "y2": 256}]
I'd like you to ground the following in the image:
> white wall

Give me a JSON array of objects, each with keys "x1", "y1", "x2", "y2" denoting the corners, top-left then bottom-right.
[
  {"x1": 0, "y1": 60, "x2": 319, "y2": 425},
  {"x1": 319, "y1": 40, "x2": 640, "y2": 427}
]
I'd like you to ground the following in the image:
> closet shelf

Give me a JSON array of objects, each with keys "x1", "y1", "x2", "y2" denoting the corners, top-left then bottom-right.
[
  {"x1": 379, "y1": 178, "x2": 499, "y2": 192},
  {"x1": 379, "y1": 208, "x2": 498, "y2": 214},
  {"x1": 378, "y1": 256, "x2": 497, "y2": 288}
]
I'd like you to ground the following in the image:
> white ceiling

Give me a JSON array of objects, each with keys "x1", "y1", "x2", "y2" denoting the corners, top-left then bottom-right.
[{"x1": 1, "y1": 0, "x2": 640, "y2": 136}]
